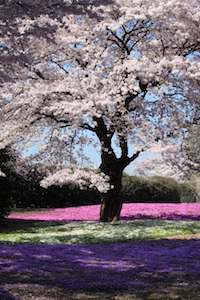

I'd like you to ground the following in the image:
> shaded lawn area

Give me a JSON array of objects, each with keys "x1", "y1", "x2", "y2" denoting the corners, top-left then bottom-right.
[
  {"x1": 0, "y1": 218, "x2": 39, "y2": 233},
  {"x1": 0, "y1": 240, "x2": 200, "y2": 300}
]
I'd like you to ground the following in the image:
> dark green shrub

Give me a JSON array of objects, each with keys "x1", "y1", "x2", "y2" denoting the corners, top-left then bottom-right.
[
  {"x1": 43, "y1": 184, "x2": 101, "y2": 208},
  {"x1": 0, "y1": 176, "x2": 13, "y2": 217},
  {"x1": 178, "y1": 182, "x2": 196, "y2": 203},
  {"x1": 121, "y1": 174, "x2": 143, "y2": 202},
  {"x1": 67, "y1": 185, "x2": 101, "y2": 206},
  {"x1": 12, "y1": 179, "x2": 101, "y2": 209},
  {"x1": 121, "y1": 174, "x2": 180, "y2": 203},
  {"x1": 148, "y1": 176, "x2": 180, "y2": 203},
  {"x1": 121, "y1": 174, "x2": 151, "y2": 202}
]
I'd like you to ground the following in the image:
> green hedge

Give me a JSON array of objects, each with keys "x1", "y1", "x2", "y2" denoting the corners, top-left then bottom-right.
[
  {"x1": 178, "y1": 182, "x2": 196, "y2": 203},
  {"x1": 0, "y1": 176, "x2": 13, "y2": 217},
  {"x1": 43, "y1": 184, "x2": 101, "y2": 208},
  {"x1": 121, "y1": 174, "x2": 180, "y2": 203},
  {"x1": 11, "y1": 180, "x2": 101, "y2": 209}
]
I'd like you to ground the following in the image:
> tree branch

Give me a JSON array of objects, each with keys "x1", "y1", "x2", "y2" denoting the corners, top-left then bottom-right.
[
  {"x1": 50, "y1": 59, "x2": 69, "y2": 74},
  {"x1": 119, "y1": 137, "x2": 128, "y2": 159}
]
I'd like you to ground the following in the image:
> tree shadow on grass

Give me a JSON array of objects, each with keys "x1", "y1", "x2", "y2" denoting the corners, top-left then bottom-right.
[
  {"x1": 0, "y1": 239, "x2": 200, "y2": 299},
  {"x1": 0, "y1": 218, "x2": 42, "y2": 233}
]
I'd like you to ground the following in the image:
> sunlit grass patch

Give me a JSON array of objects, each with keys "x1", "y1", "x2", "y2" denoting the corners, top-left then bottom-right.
[{"x1": 0, "y1": 219, "x2": 200, "y2": 245}]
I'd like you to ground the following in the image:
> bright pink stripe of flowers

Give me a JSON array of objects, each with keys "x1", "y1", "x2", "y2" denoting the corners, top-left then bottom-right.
[{"x1": 7, "y1": 203, "x2": 200, "y2": 221}]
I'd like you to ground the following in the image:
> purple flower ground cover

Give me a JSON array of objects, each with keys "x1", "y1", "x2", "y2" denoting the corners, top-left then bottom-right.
[{"x1": 1, "y1": 239, "x2": 200, "y2": 299}]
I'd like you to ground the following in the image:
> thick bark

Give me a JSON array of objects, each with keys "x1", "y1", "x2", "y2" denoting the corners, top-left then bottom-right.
[
  {"x1": 100, "y1": 188, "x2": 123, "y2": 222},
  {"x1": 99, "y1": 149, "x2": 141, "y2": 222},
  {"x1": 99, "y1": 152, "x2": 124, "y2": 222}
]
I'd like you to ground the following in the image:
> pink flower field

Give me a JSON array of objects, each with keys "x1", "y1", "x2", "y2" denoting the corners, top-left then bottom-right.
[{"x1": 7, "y1": 203, "x2": 200, "y2": 221}]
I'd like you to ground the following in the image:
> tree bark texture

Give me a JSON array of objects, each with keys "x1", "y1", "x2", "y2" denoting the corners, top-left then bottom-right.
[
  {"x1": 99, "y1": 152, "x2": 124, "y2": 222},
  {"x1": 100, "y1": 189, "x2": 123, "y2": 222}
]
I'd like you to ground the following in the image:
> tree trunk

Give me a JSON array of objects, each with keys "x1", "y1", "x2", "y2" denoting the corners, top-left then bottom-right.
[
  {"x1": 93, "y1": 117, "x2": 141, "y2": 222},
  {"x1": 100, "y1": 188, "x2": 123, "y2": 222},
  {"x1": 99, "y1": 152, "x2": 124, "y2": 222}
]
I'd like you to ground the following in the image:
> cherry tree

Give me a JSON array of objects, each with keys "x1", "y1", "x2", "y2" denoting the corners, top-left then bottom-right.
[
  {"x1": 132, "y1": 154, "x2": 187, "y2": 182},
  {"x1": 1, "y1": 0, "x2": 200, "y2": 221},
  {"x1": 180, "y1": 125, "x2": 200, "y2": 176},
  {"x1": 132, "y1": 125, "x2": 200, "y2": 181}
]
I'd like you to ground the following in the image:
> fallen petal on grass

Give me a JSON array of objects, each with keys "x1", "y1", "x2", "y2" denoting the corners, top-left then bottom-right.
[{"x1": 1, "y1": 219, "x2": 200, "y2": 244}]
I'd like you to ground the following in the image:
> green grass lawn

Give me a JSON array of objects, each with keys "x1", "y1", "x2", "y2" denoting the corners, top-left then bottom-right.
[{"x1": 1, "y1": 219, "x2": 200, "y2": 244}]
